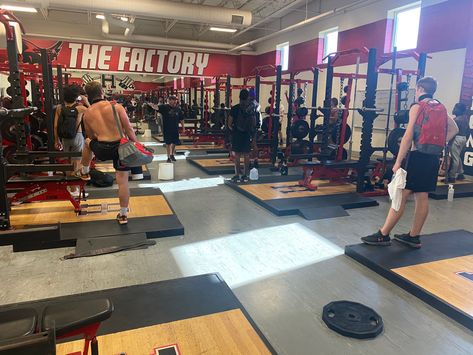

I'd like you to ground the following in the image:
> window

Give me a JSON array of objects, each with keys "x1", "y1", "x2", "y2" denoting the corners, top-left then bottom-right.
[
  {"x1": 276, "y1": 42, "x2": 289, "y2": 71},
  {"x1": 390, "y1": 2, "x2": 421, "y2": 51},
  {"x1": 320, "y1": 28, "x2": 338, "y2": 63}
]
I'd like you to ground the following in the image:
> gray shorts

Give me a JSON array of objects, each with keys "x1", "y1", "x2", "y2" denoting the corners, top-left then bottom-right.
[{"x1": 62, "y1": 133, "x2": 84, "y2": 160}]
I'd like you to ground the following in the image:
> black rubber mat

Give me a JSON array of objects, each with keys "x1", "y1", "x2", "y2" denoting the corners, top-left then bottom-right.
[
  {"x1": 429, "y1": 182, "x2": 473, "y2": 200},
  {"x1": 345, "y1": 229, "x2": 473, "y2": 331},
  {"x1": 0, "y1": 274, "x2": 277, "y2": 354},
  {"x1": 299, "y1": 206, "x2": 349, "y2": 220}
]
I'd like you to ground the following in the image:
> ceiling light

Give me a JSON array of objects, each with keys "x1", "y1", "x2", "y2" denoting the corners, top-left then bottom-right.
[
  {"x1": 1, "y1": 4, "x2": 37, "y2": 13},
  {"x1": 210, "y1": 27, "x2": 237, "y2": 33},
  {"x1": 120, "y1": 16, "x2": 128, "y2": 22},
  {"x1": 95, "y1": 14, "x2": 105, "y2": 20}
]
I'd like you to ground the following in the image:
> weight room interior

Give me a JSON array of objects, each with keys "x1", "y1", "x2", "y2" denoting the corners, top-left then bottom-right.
[{"x1": 0, "y1": 0, "x2": 472, "y2": 354}]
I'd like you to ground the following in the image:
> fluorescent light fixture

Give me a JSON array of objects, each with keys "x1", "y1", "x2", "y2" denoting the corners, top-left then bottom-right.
[
  {"x1": 210, "y1": 27, "x2": 237, "y2": 33},
  {"x1": 95, "y1": 14, "x2": 105, "y2": 20},
  {"x1": 1, "y1": 4, "x2": 37, "y2": 13},
  {"x1": 120, "y1": 16, "x2": 128, "y2": 22}
]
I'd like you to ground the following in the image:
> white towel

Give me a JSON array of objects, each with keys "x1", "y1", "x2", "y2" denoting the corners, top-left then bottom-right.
[{"x1": 388, "y1": 168, "x2": 407, "y2": 211}]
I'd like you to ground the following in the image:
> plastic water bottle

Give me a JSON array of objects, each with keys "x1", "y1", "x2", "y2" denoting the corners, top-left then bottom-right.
[
  {"x1": 447, "y1": 184, "x2": 454, "y2": 202},
  {"x1": 249, "y1": 167, "x2": 259, "y2": 181}
]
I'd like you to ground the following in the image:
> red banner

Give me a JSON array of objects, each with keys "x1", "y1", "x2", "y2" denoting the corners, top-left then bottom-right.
[{"x1": 23, "y1": 39, "x2": 240, "y2": 77}]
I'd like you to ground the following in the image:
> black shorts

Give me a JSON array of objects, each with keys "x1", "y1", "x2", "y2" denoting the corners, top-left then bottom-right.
[
  {"x1": 90, "y1": 139, "x2": 142, "y2": 173},
  {"x1": 232, "y1": 130, "x2": 252, "y2": 153},
  {"x1": 405, "y1": 150, "x2": 440, "y2": 193}
]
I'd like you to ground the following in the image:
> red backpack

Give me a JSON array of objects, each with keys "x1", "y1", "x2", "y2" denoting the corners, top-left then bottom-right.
[{"x1": 414, "y1": 99, "x2": 448, "y2": 155}]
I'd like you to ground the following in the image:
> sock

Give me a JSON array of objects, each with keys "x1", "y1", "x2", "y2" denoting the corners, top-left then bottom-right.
[
  {"x1": 120, "y1": 207, "x2": 128, "y2": 216},
  {"x1": 81, "y1": 166, "x2": 90, "y2": 174}
]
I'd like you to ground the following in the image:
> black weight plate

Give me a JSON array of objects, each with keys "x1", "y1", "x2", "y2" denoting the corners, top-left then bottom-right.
[
  {"x1": 291, "y1": 120, "x2": 310, "y2": 139},
  {"x1": 29, "y1": 115, "x2": 40, "y2": 133},
  {"x1": 296, "y1": 107, "x2": 309, "y2": 117},
  {"x1": 291, "y1": 139, "x2": 311, "y2": 155},
  {"x1": 31, "y1": 134, "x2": 44, "y2": 150},
  {"x1": 388, "y1": 128, "x2": 405, "y2": 156},
  {"x1": 36, "y1": 131, "x2": 49, "y2": 144},
  {"x1": 0, "y1": 117, "x2": 18, "y2": 142},
  {"x1": 394, "y1": 110, "x2": 409, "y2": 125},
  {"x1": 323, "y1": 301, "x2": 383, "y2": 339},
  {"x1": 331, "y1": 125, "x2": 352, "y2": 145}
]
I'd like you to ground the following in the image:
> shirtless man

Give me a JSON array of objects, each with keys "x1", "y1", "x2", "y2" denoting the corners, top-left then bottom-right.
[{"x1": 74, "y1": 81, "x2": 138, "y2": 225}]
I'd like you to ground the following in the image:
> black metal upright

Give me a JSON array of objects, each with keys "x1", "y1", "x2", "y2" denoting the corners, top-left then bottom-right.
[
  {"x1": 272, "y1": 65, "x2": 282, "y2": 164},
  {"x1": 417, "y1": 53, "x2": 427, "y2": 80},
  {"x1": 214, "y1": 77, "x2": 220, "y2": 108},
  {"x1": 56, "y1": 65, "x2": 64, "y2": 103},
  {"x1": 309, "y1": 68, "x2": 319, "y2": 153},
  {"x1": 286, "y1": 73, "x2": 295, "y2": 148},
  {"x1": 255, "y1": 75, "x2": 261, "y2": 103},
  {"x1": 193, "y1": 85, "x2": 197, "y2": 105},
  {"x1": 356, "y1": 48, "x2": 379, "y2": 193},
  {"x1": 225, "y1": 75, "x2": 231, "y2": 108},
  {"x1": 40, "y1": 48, "x2": 55, "y2": 156},
  {"x1": 200, "y1": 79, "x2": 204, "y2": 121},
  {"x1": 321, "y1": 55, "x2": 334, "y2": 152}
]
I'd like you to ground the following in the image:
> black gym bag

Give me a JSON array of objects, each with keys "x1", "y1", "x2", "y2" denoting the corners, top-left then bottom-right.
[{"x1": 89, "y1": 169, "x2": 114, "y2": 188}]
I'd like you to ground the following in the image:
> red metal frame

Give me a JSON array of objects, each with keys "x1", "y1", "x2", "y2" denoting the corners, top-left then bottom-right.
[{"x1": 9, "y1": 180, "x2": 85, "y2": 213}]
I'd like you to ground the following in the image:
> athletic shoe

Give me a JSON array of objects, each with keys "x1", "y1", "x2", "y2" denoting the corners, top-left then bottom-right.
[
  {"x1": 72, "y1": 169, "x2": 91, "y2": 181},
  {"x1": 361, "y1": 230, "x2": 391, "y2": 246},
  {"x1": 170, "y1": 155, "x2": 177, "y2": 162},
  {"x1": 457, "y1": 174, "x2": 466, "y2": 181},
  {"x1": 241, "y1": 175, "x2": 249, "y2": 183},
  {"x1": 394, "y1": 233, "x2": 421, "y2": 248},
  {"x1": 231, "y1": 175, "x2": 240, "y2": 183},
  {"x1": 167, "y1": 158, "x2": 172, "y2": 163},
  {"x1": 116, "y1": 214, "x2": 128, "y2": 225}
]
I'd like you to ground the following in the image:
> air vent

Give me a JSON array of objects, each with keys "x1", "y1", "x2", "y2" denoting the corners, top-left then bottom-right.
[{"x1": 231, "y1": 15, "x2": 244, "y2": 25}]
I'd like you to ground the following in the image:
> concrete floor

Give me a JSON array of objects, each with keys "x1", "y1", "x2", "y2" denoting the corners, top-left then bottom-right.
[{"x1": 1, "y1": 144, "x2": 473, "y2": 354}]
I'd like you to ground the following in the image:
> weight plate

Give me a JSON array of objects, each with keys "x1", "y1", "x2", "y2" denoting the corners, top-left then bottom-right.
[
  {"x1": 291, "y1": 120, "x2": 310, "y2": 139},
  {"x1": 36, "y1": 131, "x2": 49, "y2": 144},
  {"x1": 31, "y1": 134, "x2": 44, "y2": 151},
  {"x1": 0, "y1": 117, "x2": 18, "y2": 142},
  {"x1": 296, "y1": 107, "x2": 309, "y2": 117},
  {"x1": 295, "y1": 96, "x2": 305, "y2": 106},
  {"x1": 331, "y1": 124, "x2": 352, "y2": 145},
  {"x1": 322, "y1": 300, "x2": 383, "y2": 339},
  {"x1": 394, "y1": 110, "x2": 409, "y2": 125},
  {"x1": 291, "y1": 139, "x2": 311, "y2": 155},
  {"x1": 388, "y1": 128, "x2": 405, "y2": 156}
]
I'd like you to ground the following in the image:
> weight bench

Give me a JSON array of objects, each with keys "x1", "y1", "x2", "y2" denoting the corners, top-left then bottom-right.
[
  {"x1": 300, "y1": 160, "x2": 360, "y2": 190},
  {"x1": 8, "y1": 176, "x2": 86, "y2": 213},
  {"x1": 0, "y1": 298, "x2": 113, "y2": 355}
]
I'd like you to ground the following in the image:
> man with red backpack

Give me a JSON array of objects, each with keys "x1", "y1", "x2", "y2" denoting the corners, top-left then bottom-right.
[{"x1": 362, "y1": 77, "x2": 458, "y2": 248}]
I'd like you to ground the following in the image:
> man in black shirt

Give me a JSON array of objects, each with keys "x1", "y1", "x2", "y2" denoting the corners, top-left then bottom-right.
[
  {"x1": 228, "y1": 89, "x2": 257, "y2": 182},
  {"x1": 448, "y1": 102, "x2": 470, "y2": 181},
  {"x1": 156, "y1": 95, "x2": 184, "y2": 162}
]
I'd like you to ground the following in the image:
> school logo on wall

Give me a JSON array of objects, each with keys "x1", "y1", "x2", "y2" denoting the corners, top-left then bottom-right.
[{"x1": 463, "y1": 116, "x2": 473, "y2": 176}]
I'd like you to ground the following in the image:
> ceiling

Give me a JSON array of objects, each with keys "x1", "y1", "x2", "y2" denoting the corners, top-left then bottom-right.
[{"x1": 10, "y1": 0, "x2": 324, "y2": 51}]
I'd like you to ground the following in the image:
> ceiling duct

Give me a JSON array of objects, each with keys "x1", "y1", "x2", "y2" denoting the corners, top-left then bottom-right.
[{"x1": 6, "y1": 0, "x2": 253, "y2": 27}]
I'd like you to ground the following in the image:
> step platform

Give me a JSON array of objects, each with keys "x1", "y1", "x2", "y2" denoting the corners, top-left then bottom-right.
[
  {"x1": 225, "y1": 175, "x2": 378, "y2": 220},
  {"x1": 0, "y1": 274, "x2": 276, "y2": 355},
  {"x1": 1, "y1": 188, "x2": 184, "y2": 252},
  {"x1": 188, "y1": 157, "x2": 272, "y2": 175},
  {"x1": 345, "y1": 230, "x2": 473, "y2": 331}
]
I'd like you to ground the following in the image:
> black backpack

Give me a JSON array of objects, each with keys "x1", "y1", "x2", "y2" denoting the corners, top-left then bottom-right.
[
  {"x1": 235, "y1": 103, "x2": 255, "y2": 133},
  {"x1": 89, "y1": 169, "x2": 114, "y2": 188},
  {"x1": 58, "y1": 104, "x2": 80, "y2": 139}
]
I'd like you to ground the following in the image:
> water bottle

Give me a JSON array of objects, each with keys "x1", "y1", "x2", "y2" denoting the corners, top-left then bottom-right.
[
  {"x1": 447, "y1": 184, "x2": 454, "y2": 202},
  {"x1": 249, "y1": 167, "x2": 259, "y2": 181}
]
